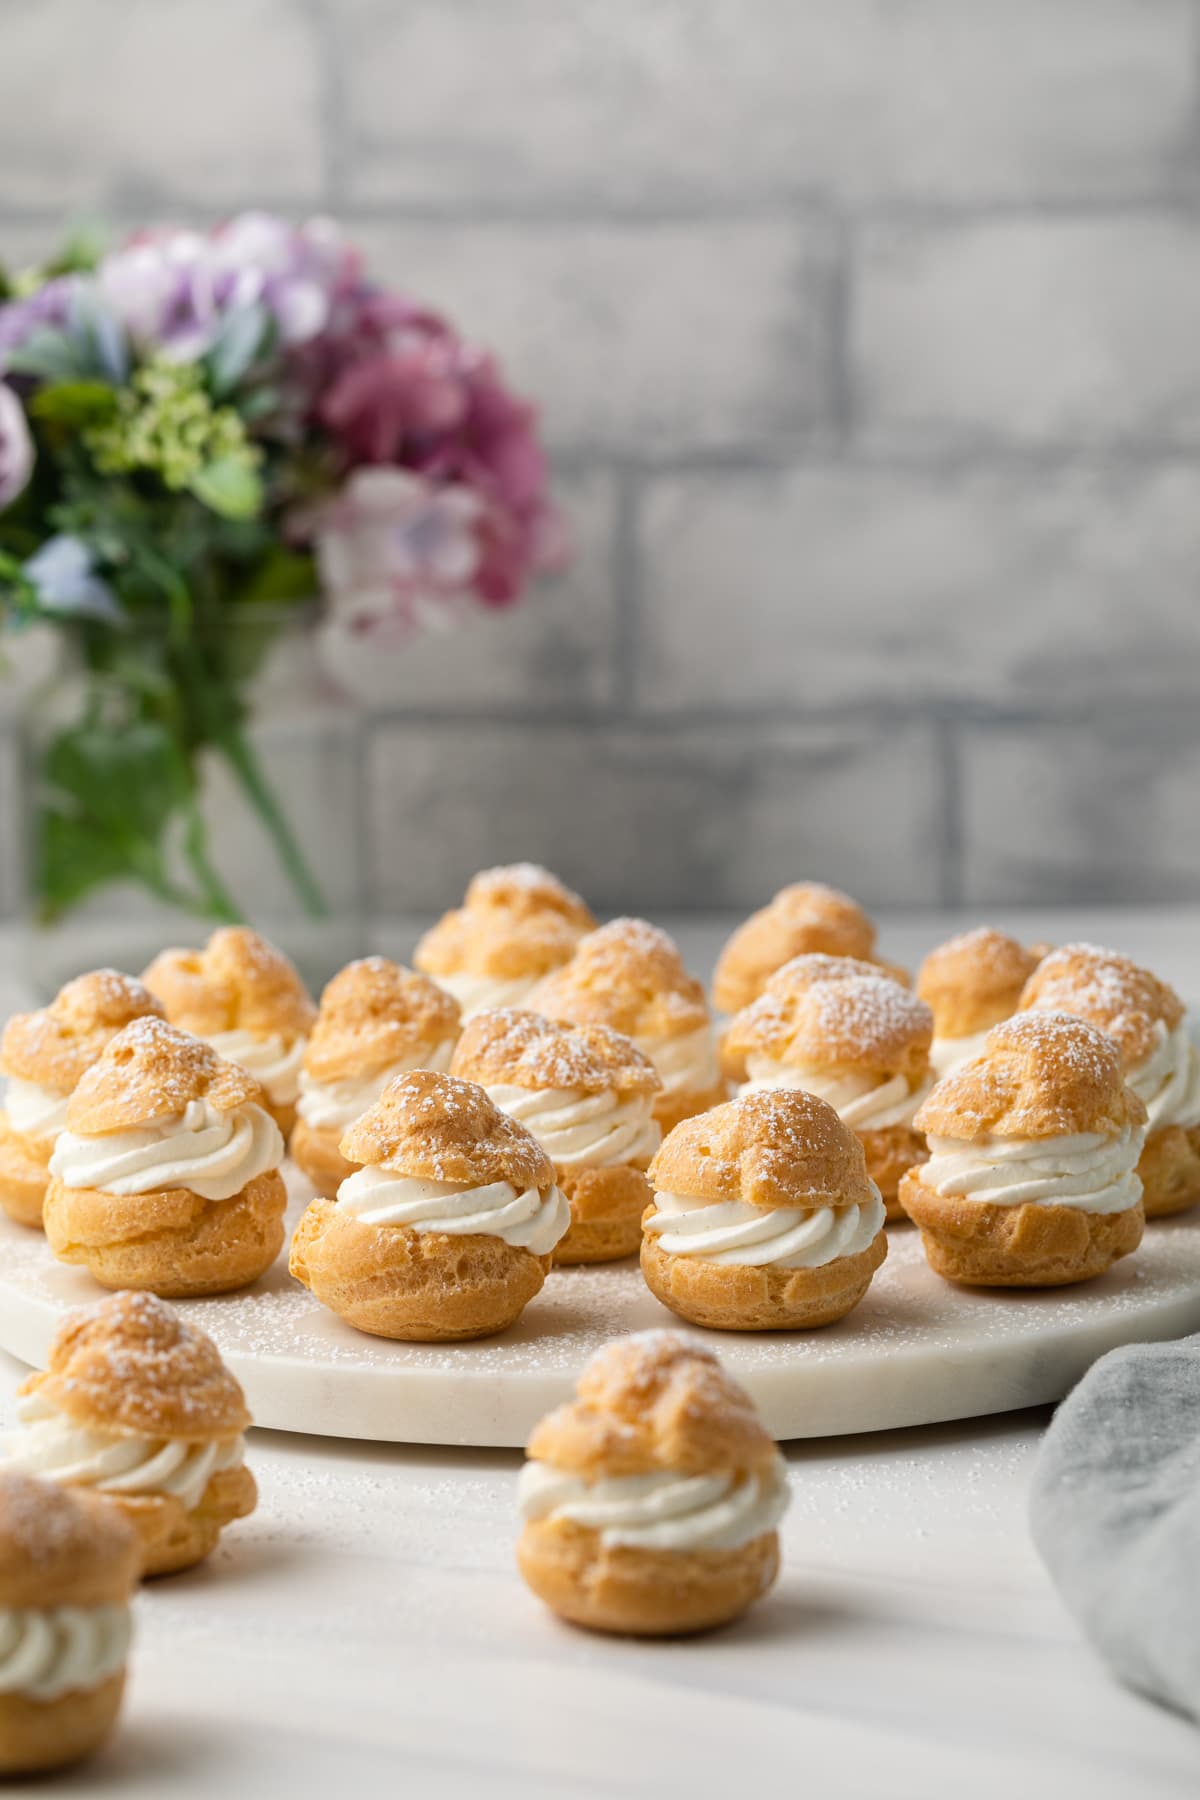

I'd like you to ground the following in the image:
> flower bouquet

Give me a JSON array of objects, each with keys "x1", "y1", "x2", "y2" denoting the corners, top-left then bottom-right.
[{"x1": 0, "y1": 214, "x2": 565, "y2": 935}]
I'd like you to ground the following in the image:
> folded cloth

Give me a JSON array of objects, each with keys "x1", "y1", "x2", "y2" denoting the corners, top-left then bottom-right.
[{"x1": 1030, "y1": 1333, "x2": 1200, "y2": 1724}]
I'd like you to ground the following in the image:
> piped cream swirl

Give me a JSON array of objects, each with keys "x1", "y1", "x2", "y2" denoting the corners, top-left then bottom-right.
[
  {"x1": 739, "y1": 1061, "x2": 931, "y2": 1131},
  {"x1": 297, "y1": 1040, "x2": 455, "y2": 1131},
  {"x1": 0, "y1": 1605, "x2": 131, "y2": 1700},
  {"x1": 517, "y1": 1454, "x2": 790, "y2": 1551},
  {"x1": 204, "y1": 1029, "x2": 307, "y2": 1107},
  {"x1": 437, "y1": 971, "x2": 540, "y2": 1019},
  {"x1": 48, "y1": 1097, "x2": 283, "y2": 1201},
  {"x1": 6, "y1": 1390, "x2": 245, "y2": 1514},
  {"x1": 644, "y1": 1187, "x2": 886, "y2": 1267},
  {"x1": 485, "y1": 1085, "x2": 660, "y2": 1170},
  {"x1": 921, "y1": 1127, "x2": 1145, "y2": 1214},
  {"x1": 3, "y1": 1077, "x2": 71, "y2": 1147},
  {"x1": 634, "y1": 1024, "x2": 721, "y2": 1099},
  {"x1": 1128, "y1": 1021, "x2": 1200, "y2": 1133},
  {"x1": 336, "y1": 1166, "x2": 570, "y2": 1255}
]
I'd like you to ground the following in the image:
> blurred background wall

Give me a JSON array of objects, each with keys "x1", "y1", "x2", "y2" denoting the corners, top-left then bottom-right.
[{"x1": 2, "y1": 0, "x2": 1199, "y2": 916}]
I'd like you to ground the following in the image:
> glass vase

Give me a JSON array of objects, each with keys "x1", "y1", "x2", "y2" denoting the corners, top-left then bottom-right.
[{"x1": 17, "y1": 603, "x2": 365, "y2": 998}]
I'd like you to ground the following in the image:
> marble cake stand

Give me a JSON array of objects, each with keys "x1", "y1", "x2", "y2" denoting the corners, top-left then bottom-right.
[{"x1": 2, "y1": 1176, "x2": 1198, "y2": 1446}]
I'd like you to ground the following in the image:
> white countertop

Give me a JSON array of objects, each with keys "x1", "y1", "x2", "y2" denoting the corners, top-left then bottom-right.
[{"x1": 3, "y1": 909, "x2": 1199, "y2": 1795}]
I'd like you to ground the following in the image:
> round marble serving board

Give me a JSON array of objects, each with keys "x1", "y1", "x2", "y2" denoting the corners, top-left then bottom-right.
[{"x1": 2, "y1": 1171, "x2": 1199, "y2": 1446}]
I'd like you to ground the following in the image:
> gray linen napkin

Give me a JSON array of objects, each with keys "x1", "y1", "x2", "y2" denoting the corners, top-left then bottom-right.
[{"x1": 1030, "y1": 1333, "x2": 1200, "y2": 1723}]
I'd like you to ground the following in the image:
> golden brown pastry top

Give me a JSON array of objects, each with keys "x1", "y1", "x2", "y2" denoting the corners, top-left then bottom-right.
[
  {"x1": 649, "y1": 1089, "x2": 876, "y2": 1212},
  {"x1": 725, "y1": 969, "x2": 933, "y2": 1080},
  {"x1": 1, "y1": 969, "x2": 165, "y2": 1093},
  {"x1": 304, "y1": 958, "x2": 460, "y2": 1085},
  {"x1": 526, "y1": 1330, "x2": 778, "y2": 1480},
  {"x1": 529, "y1": 917, "x2": 710, "y2": 1041},
  {"x1": 1018, "y1": 942, "x2": 1183, "y2": 1069},
  {"x1": 450, "y1": 1008, "x2": 661, "y2": 1098},
  {"x1": 0, "y1": 1470, "x2": 139, "y2": 1611},
  {"x1": 143, "y1": 926, "x2": 316, "y2": 1042},
  {"x1": 712, "y1": 883, "x2": 878, "y2": 1013},
  {"x1": 914, "y1": 1011, "x2": 1148, "y2": 1143},
  {"x1": 413, "y1": 905, "x2": 587, "y2": 984},
  {"x1": 64, "y1": 1017, "x2": 267, "y2": 1136},
  {"x1": 22, "y1": 1291, "x2": 250, "y2": 1442},
  {"x1": 339, "y1": 1069, "x2": 554, "y2": 1191},
  {"x1": 463, "y1": 862, "x2": 594, "y2": 930},
  {"x1": 917, "y1": 927, "x2": 1045, "y2": 1038}
]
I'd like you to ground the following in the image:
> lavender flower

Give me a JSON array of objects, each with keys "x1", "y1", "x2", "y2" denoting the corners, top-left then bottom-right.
[
  {"x1": 0, "y1": 383, "x2": 33, "y2": 509},
  {"x1": 316, "y1": 467, "x2": 485, "y2": 640},
  {"x1": 23, "y1": 535, "x2": 121, "y2": 622}
]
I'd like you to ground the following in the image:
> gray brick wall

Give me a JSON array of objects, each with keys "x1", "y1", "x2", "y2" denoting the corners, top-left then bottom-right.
[{"x1": 2, "y1": 0, "x2": 1199, "y2": 914}]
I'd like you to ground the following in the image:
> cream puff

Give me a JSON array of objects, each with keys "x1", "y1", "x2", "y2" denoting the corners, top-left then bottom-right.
[
  {"x1": 292, "y1": 958, "x2": 461, "y2": 1198},
  {"x1": 0, "y1": 1470, "x2": 138, "y2": 1776},
  {"x1": 517, "y1": 1330, "x2": 788, "y2": 1636},
  {"x1": 725, "y1": 959, "x2": 935, "y2": 1221},
  {"x1": 712, "y1": 882, "x2": 905, "y2": 1015},
  {"x1": 1018, "y1": 944, "x2": 1200, "y2": 1220},
  {"x1": 42, "y1": 1017, "x2": 287, "y2": 1298},
  {"x1": 901, "y1": 1012, "x2": 1146, "y2": 1287},
  {"x1": 917, "y1": 927, "x2": 1046, "y2": 1078},
  {"x1": 641, "y1": 1089, "x2": 887, "y2": 1330},
  {"x1": 450, "y1": 1009, "x2": 662, "y2": 1264},
  {"x1": 0, "y1": 971, "x2": 165, "y2": 1230},
  {"x1": 530, "y1": 917, "x2": 727, "y2": 1133},
  {"x1": 143, "y1": 926, "x2": 316, "y2": 1139},
  {"x1": 414, "y1": 862, "x2": 596, "y2": 1019},
  {"x1": 289, "y1": 1069, "x2": 570, "y2": 1340},
  {"x1": 6, "y1": 1291, "x2": 256, "y2": 1579}
]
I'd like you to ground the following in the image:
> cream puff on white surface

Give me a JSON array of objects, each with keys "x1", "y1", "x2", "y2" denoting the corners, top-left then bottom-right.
[{"x1": 414, "y1": 863, "x2": 595, "y2": 1019}]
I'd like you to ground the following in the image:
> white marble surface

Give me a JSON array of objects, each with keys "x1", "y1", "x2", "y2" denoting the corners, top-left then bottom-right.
[{"x1": 2, "y1": 909, "x2": 1199, "y2": 1792}]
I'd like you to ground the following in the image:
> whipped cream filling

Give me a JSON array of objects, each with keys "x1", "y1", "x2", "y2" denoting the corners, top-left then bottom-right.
[
  {"x1": 204, "y1": 1028, "x2": 307, "y2": 1107},
  {"x1": 485, "y1": 1084, "x2": 660, "y2": 1170},
  {"x1": 336, "y1": 1166, "x2": 570, "y2": 1256},
  {"x1": 518, "y1": 1453, "x2": 790, "y2": 1552},
  {"x1": 1128, "y1": 1020, "x2": 1200, "y2": 1134},
  {"x1": 739, "y1": 1060, "x2": 931, "y2": 1131},
  {"x1": 634, "y1": 1023, "x2": 721, "y2": 1099},
  {"x1": 644, "y1": 1187, "x2": 886, "y2": 1268},
  {"x1": 921, "y1": 1127, "x2": 1145, "y2": 1214},
  {"x1": 49, "y1": 1097, "x2": 283, "y2": 1202},
  {"x1": 3, "y1": 1076, "x2": 71, "y2": 1147},
  {"x1": 297, "y1": 1040, "x2": 455, "y2": 1132},
  {"x1": 7, "y1": 1390, "x2": 245, "y2": 1514},
  {"x1": 929, "y1": 1028, "x2": 992, "y2": 1079},
  {"x1": 0, "y1": 1604, "x2": 131, "y2": 1701},
  {"x1": 436, "y1": 970, "x2": 540, "y2": 1019}
]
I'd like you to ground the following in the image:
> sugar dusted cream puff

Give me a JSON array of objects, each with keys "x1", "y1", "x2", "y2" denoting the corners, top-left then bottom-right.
[
  {"x1": 6, "y1": 1291, "x2": 256, "y2": 1578},
  {"x1": 42, "y1": 1018, "x2": 287, "y2": 1298},
  {"x1": 725, "y1": 959, "x2": 935, "y2": 1221},
  {"x1": 0, "y1": 1470, "x2": 138, "y2": 1776},
  {"x1": 414, "y1": 863, "x2": 596, "y2": 1019},
  {"x1": 289, "y1": 1070, "x2": 570, "y2": 1341},
  {"x1": 517, "y1": 1331, "x2": 788, "y2": 1636},
  {"x1": 530, "y1": 918, "x2": 726, "y2": 1133},
  {"x1": 641, "y1": 1089, "x2": 887, "y2": 1330},
  {"x1": 901, "y1": 1012, "x2": 1146, "y2": 1287},
  {"x1": 1019, "y1": 944, "x2": 1200, "y2": 1220},
  {"x1": 292, "y1": 958, "x2": 461, "y2": 1198},
  {"x1": 0, "y1": 971, "x2": 165, "y2": 1230},
  {"x1": 712, "y1": 883, "x2": 904, "y2": 1015},
  {"x1": 918, "y1": 927, "x2": 1045, "y2": 1078},
  {"x1": 450, "y1": 1009, "x2": 661, "y2": 1264},
  {"x1": 143, "y1": 926, "x2": 316, "y2": 1139}
]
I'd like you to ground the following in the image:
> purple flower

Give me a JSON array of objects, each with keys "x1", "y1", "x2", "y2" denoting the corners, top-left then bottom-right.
[
  {"x1": 315, "y1": 467, "x2": 488, "y2": 639},
  {"x1": 0, "y1": 276, "x2": 75, "y2": 371},
  {"x1": 23, "y1": 535, "x2": 121, "y2": 622},
  {"x1": 0, "y1": 383, "x2": 33, "y2": 509}
]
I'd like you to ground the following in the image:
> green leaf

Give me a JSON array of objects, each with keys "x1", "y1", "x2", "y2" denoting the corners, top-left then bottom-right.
[
  {"x1": 38, "y1": 809, "x2": 138, "y2": 918},
  {"x1": 44, "y1": 719, "x2": 192, "y2": 843},
  {"x1": 5, "y1": 329, "x2": 85, "y2": 383},
  {"x1": 29, "y1": 380, "x2": 118, "y2": 427},
  {"x1": 206, "y1": 303, "x2": 270, "y2": 398},
  {"x1": 188, "y1": 455, "x2": 263, "y2": 521}
]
